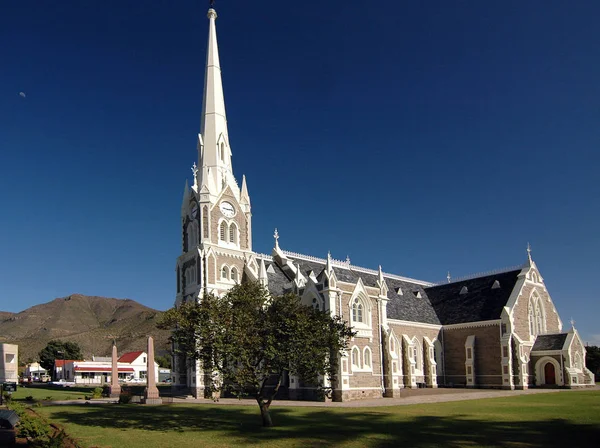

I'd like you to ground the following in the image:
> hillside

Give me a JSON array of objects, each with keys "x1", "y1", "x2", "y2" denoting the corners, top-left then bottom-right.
[{"x1": 0, "y1": 294, "x2": 172, "y2": 363}]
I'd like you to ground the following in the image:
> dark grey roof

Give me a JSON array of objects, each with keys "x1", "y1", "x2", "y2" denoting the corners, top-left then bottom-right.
[
  {"x1": 425, "y1": 270, "x2": 521, "y2": 325},
  {"x1": 532, "y1": 333, "x2": 568, "y2": 351},
  {"x1": 277, "y1": 256, "x2": 441, "y2": 325},
  {"x1": 386, "y1": 279, "x2": 441, "y2": 325}
]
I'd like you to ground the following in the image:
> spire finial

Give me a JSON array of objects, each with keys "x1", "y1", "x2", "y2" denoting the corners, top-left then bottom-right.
[
  {"x1": 527, "y1": 242, "x2": 532, "y2": 261},
  {"x1": 570, "y1": 317, "x2": 576, "y2": 328},
  {"x1": 273, "y1": 228, "x2": 279, "y2": 249},
  {"x1": 345, "y1": 255, "x2": 351, "y2": 265},
  {"x1": 447, "y1": 271, "x2": 451, "y2": 283}
]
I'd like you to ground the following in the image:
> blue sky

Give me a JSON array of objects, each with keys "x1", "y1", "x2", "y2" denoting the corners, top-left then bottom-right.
[{"x1": 1, "y1": 1, "x2": 599, "y2": 344}]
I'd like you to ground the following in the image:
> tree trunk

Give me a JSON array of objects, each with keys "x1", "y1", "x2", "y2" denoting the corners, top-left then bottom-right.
[{"x1": 258, "y1": 400, "x2": 273, "y2": 427}]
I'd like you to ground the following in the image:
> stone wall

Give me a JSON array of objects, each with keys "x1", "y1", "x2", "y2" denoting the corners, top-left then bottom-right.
[{"x1": 442, "y1": 324, "x2": 502, "y2": 387}]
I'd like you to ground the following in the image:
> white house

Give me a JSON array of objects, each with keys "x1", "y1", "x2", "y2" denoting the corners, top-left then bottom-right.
[
  {"x1": 0, "y1": 344, "x2": 18, "y2": 383},
  {"x1": 60, "y1": 351, "x2": 159, "y2": 385},
  {"x1": 24, "y1": 362, "x2": 47, "y2": 380}
]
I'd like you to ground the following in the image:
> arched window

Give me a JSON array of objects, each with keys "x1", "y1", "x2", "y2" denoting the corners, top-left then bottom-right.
[
  {"x1": 531, "y1": 271, "x2": 539, "y2": 283},
  {"x1": 229, "y1": 223, "x2": 237, "y2": 244},
  {"x1": 231, "y1": 267, "x2": 238, "y2": 283},
  {"x1": 221, "y1": 266, "x2": 229, "y2": 280},
  {"x1": 412, "y1": 338, "x2": 423, "y2": 373},
  {"x1": 311, "y1": 297, "x2": 320, "y2": 310},
  {"x1": 529, "y1": 293, "x2": 546, "y2": 337},
  {"x1": 389, "y1": 336, "x2": 395, "y2": 354},
  {"x1": 363, "y1": 347, "x2": 372, "y2": 369},
  {"x1": 352, "y1": 298, "x2": 364, "y2": 323},
  {"x1": 220, "y1": 142, "x2": 225, "y2": 162},
  {"x1": 351, "y1": 347, "x2": 360, "y2": 369},
  {"x1": 219, "y1": 222, "x2": 227, "y2": 241}
]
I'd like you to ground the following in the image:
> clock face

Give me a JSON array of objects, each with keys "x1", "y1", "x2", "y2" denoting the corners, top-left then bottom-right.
[
  {"x1": 220, "y1": 201, "x2": 235, "y2": 218},
  {"x1": 190, "y1": 203, "x2": 198, "y2": 219}
]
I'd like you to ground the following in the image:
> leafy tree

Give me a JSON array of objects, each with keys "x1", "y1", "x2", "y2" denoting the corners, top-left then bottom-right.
[
  {"x1": 159, "y1": 282, "x2": 355, "y2": 427},
  {"x1": 155, "y1": 355, "x2": 172, "y2": 369},
  {"x1": 585, "y1": 345, "x2": 600, "y2": 376},
  {"x1": 38, "y1": 340, "x2": 83, "y2": 374}
]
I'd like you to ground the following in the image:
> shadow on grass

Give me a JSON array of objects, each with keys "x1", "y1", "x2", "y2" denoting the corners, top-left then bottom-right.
[{"x1": 45, "y1": 404, "x2": 600, "y2": 447}]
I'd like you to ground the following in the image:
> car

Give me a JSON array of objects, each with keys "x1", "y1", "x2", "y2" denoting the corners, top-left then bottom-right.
[{"x1": 50, "y1": 379, "x2": 75, "y2": 388}]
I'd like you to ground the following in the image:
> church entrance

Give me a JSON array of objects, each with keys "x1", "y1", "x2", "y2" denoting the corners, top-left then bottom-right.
[{"x1": 544, "y1": 362, "x2": 556, "y2": 385}]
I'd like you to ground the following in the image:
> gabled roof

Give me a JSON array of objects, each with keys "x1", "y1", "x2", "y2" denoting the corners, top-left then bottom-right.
[
  {"x1": 54, "y1": 359, "x2": 79, "y2": 367},
  {"x1": 532, "y1": 333, "x2": 568, "y2": 351},
  {"x1": 118, "y1": 351, "x2": 144, "y2": 363},
  {"x1": 425, "y1": 269, "x2": 522, "y2": 325},
  {"x1": 257, "y1": 253, "x2": 440, "y2": 324}
]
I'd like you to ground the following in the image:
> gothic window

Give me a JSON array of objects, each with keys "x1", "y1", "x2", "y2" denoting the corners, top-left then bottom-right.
[
  {"x1": 389, "y1": 336, "x2": 395, "y2": 354},
  {"x1": 529, "y1": 293, "x2": 546, "y2": 337},
  {"x1": 229, "y1": 223, "x2": 237, "y2": 244},
  {"x1": 231, "y1": 267, "x2": 238, "y2": 283},
  {"x1": 220, "y1": 221, "x2": 227, "y2": 241},
  {"x1": 412, "y1": 337, "x2": 423, "y2": 374},
  {"x1": 220, "y1": 142, "x2": 225, "y2": 162},
  {"x1": 352, "y1": 298, "x2": 364, "y2": 323},
  {"x1": 351, "y1": 347, "x2": 360, "y2": 369},
  {"x1": 203, "y1": 206, "x2": 209, "y2": 238},
  {"x1": 531, "y1": 271, "x2": 539, "y2": 283},
  {"x1": 363, "y1": 347, "x2": 372, "y2": 369},
  {"x1": 221, "y1": 265, "x2": 229, "y2": 280}
]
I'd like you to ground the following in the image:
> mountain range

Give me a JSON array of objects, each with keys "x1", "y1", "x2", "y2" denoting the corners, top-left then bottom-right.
[{"x1": 0, "y1": 294, "x2": 171, "y2": 364}]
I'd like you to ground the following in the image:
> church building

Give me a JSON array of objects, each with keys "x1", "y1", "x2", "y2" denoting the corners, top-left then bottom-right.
[{"x1": 173, "y1": 6, "x2": 595, "y2": 401}]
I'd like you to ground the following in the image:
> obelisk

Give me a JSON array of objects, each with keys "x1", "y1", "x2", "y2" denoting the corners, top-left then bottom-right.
[
  {"x1": 143, "y1": 336, "x2": 162, "y2": 404},
  {"x1": 109, "y1": 342, "x2": 121, "y2": 398}
]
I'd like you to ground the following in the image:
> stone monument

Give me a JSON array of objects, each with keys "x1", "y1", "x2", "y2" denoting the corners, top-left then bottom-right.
[
  {"x1": 143, "y1": 336, "x2": 162, "y2": 404},
  {"x1": 109, "y1": 342, "x2": 121, "y2": 398}
]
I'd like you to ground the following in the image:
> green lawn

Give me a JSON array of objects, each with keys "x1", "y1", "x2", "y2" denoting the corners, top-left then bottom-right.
[
  {"x1": 36, "y1": 390, "x2": 600, "y2": 448},
  {"x1": 10, "y1": 384, "x2": 93, "y2": 402}
]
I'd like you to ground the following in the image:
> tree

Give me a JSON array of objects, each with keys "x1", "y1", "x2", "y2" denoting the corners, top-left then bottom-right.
[
  {"x1": 155, "y1": 355, "x2": 172, "y2": 369},
  {"x1": 38, "y1": 340, "x2": 83, "y2": 374},
  {"x1": 585, "y1": 345, "x2": 600, "y2": 377},
  {"x1": 159, "y1": 282, "x2": 355, "y2": 427}
]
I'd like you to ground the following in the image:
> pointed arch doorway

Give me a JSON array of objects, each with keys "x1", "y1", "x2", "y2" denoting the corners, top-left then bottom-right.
[{"x1": 544, "y1": 362, "x2": 556, "y2": 385}]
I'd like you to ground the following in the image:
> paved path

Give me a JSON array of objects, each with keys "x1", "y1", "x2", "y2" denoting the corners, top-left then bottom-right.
[{"x1": 46, "y1": 386, "x2": 597, "y2": 408}]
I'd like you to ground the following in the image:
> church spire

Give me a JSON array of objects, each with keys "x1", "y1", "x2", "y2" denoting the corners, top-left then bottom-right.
[{"x1": 198, "y1": 5, "x2": 233, "y2": 195}]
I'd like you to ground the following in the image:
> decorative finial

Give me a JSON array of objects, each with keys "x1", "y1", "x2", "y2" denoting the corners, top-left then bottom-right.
[
  {"x1": 191, "y1": 162, "x2": 198, "y2": 177},
  {"x1": 447, "y1": 271, "x2": 451, "y2": 283},
  {"x1": 208, "y1": 1, "x2": 217, "y2": 19},
  {"x1": 527, "y1": 242, "x2": 532, "y2": 262},
  {"x1": 273, "y1": 228, "x2": 279, "y2": 249},
  {"x1": 345, "y1": 255, "x2": 351, "y2": 265},
  {"x1": 570, "y1": 317, "x2": 576, "y2": 328}
]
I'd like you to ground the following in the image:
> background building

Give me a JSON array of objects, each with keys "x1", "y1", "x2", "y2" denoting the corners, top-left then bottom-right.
[{"x1": 0, "y1": 344, "x2": 18, "y2": 383}]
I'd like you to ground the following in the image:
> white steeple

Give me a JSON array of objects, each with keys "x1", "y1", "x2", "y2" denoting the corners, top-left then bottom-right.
[{"x1": 198, "y1": 7, "x2": 234, "y2": 197}]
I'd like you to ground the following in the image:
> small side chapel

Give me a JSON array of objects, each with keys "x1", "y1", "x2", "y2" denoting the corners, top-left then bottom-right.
[{"x1": 172, "y1": 6, "x2": 595, "y2": 401}]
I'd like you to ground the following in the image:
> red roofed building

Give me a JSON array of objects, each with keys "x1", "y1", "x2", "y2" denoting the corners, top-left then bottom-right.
[{"x1": 61, "y1": 352, "x2": 159, "y2": 385}]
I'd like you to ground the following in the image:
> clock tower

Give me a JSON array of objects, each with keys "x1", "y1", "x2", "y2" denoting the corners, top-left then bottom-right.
[
  {"x1": 176, "y1": 5, "x2": 253, "y2": 307},
  {"x1": 173, "y1": 6, "x2": 254, "y2": 394}
]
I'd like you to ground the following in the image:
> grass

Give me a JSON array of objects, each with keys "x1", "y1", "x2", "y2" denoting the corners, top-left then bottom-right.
[
  {"x1": 35, "y1": 390, "x2": 600, "y2": 447},
  {"x1": 10, "y1": 384, "x2": 93, "y2": 401}
]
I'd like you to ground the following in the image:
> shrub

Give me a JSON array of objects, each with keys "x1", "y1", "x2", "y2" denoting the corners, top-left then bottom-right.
[
  {"x1": 92, "y1": 387, "x2": 103, "y2": 398},
  {"x1": 25, "y1": 395, "x2": 35, "y2": 401},
  {"x1": 102, "y1": 384, "x2": 110, "y2": 397},
  {"x1": 18, "y1": 414, "x2": 52, "y2": 439},
  {"x1": 118, "y1": 393, "x2": 132, "y2": 404},
  {"x1": 2, "y1": 391, "x2": 12, "y2": 403}
]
